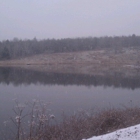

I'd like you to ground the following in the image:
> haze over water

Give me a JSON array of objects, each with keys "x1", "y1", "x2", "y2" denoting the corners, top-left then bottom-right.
[{"x1": 0, "y1": 66, "x2": 140, "y2": 125}]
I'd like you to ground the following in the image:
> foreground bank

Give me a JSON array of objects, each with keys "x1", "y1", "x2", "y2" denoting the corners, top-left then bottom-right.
[
  {"x1": 2, "y1": 102, "x2": 140, "y2": 140},
  {"x1": 84, "y1": 124, "x2": 140, "y2": 140}
]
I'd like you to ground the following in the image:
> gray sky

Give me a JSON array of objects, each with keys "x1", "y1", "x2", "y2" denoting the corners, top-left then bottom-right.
[{"x1": 0, "y1": 0, "x2": 140, "y2": 40}]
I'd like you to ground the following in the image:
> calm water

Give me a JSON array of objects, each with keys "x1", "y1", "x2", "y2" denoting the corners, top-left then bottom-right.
[{"x1": 0, "y1": 66, "x2": 140, "y2": 137}]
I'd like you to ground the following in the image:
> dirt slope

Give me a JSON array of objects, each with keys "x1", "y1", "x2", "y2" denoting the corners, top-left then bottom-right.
[
  {"x1": 0, "y1": 48, "x2": 139, "y2": 66},
  {"x1": 0, "y1": 48, "x2": 139, "y2": 76}
]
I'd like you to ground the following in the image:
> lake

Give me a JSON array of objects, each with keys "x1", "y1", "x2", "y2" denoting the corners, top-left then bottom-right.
[{"x1": 0, "y1": 66, "x2": 140, "y2": 137}]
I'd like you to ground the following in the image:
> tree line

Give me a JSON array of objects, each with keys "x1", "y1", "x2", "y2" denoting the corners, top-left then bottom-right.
[{"x1": 0, "y1": 34, "x2": 140, "y2": 60}]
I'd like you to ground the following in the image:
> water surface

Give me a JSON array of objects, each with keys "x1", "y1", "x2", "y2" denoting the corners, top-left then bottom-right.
[{"x1": 0, "y1": 66, "x2": 140, "y2": 134}]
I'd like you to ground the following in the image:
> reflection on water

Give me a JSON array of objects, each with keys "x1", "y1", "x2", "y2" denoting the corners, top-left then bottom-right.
[
  {"x1": 0, "y1": 66, "x2": 140, "y2": 138},
  {"x1": 0, "y1": 67, "x2": 140, "y2": 89}
]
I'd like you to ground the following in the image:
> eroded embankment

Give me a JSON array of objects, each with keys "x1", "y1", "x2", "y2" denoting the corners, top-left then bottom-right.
[{"x1": 0, "y1": 49, "x2": 139, "y2": 77}]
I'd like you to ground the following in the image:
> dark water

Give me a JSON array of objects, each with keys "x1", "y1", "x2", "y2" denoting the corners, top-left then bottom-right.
[{"x1": 0, "y1": 66, "x2": 140, "y2": 137}]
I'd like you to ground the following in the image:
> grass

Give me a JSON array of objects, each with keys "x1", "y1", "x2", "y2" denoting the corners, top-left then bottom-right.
[{"x1": 2, "y1": 101, "x2": 140, "y2": 140}]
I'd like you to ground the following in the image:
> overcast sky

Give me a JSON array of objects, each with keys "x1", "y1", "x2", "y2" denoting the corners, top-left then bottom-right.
[{"x1": 0, "y1": 0, "x2": 140, "y2": 40}]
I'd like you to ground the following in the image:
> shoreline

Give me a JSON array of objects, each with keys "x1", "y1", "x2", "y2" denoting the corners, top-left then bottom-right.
[
  {"x1": 3, "y1": 105, "x2": 140, "y2": 140},
  {"x1": 0, "y1": 62, "x2": 139, "y2": 78}
]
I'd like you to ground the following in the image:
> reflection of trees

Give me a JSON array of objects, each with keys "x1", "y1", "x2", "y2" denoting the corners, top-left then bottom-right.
[
  {"x1": 0, "y1": 67, "x2": 140, "y2": 89},
  {"x1": 0, "y1": 67, "x2": 11, "y2": 85}
]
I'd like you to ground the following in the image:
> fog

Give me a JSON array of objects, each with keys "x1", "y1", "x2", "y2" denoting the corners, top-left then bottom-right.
[{"x1": 0, "y1": 0, "x2": 140, "y2": 40}]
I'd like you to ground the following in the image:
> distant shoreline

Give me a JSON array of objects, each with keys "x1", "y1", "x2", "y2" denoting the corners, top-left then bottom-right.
[{"x1": 0, "y1": 49, "x2": 139, "y2": 66}]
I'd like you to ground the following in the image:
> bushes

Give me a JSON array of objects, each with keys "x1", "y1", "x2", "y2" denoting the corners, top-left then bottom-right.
[{"x1": 2, "y1": 101, "x2": 140, "y2": 140}]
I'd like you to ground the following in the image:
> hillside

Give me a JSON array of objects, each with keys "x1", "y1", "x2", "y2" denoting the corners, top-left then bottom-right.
[
  {"x1": 0, "y1": 48, "x2": 139, "y2": 76},
  {"x1": 0, "y1": 48, "x2": 139, "y2": 66}
]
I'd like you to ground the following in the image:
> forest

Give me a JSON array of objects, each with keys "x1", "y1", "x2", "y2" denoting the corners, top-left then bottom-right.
[{"x1": 0, "y1": 34, "x2": 140, "y2": 60}]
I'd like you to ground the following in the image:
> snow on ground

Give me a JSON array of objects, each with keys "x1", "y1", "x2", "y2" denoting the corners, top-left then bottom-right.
[{"x1": 83, "y1": 124, "x2": 140, "y2": 140}]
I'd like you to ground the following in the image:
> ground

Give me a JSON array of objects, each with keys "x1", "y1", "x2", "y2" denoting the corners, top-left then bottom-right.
[
  {"x1": 83, "y1": 124, "x2": 140, "y2": 140},
  {"x1": 0, "y1": 48, "x2": 139, "y2": 76}
]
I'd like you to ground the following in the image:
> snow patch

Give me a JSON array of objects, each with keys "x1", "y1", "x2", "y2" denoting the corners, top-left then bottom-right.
[{"x1": 83, "y1": 124, "x2": 140, "y2": 140}]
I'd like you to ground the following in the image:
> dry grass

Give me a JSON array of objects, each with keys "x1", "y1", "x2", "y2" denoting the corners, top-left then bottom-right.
[
  {"x1": 0, "y1": 48, "x2": 139, "y2": 79},
  {"x1": 0, "y1": 48, "x2": 139, "y2": 66},
  {"x1": 40, "y1": 107, "x2": 140, "y2": 140},
  {"x1": 2, "y1": 101, "x2": 140, "y2": 140}
]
